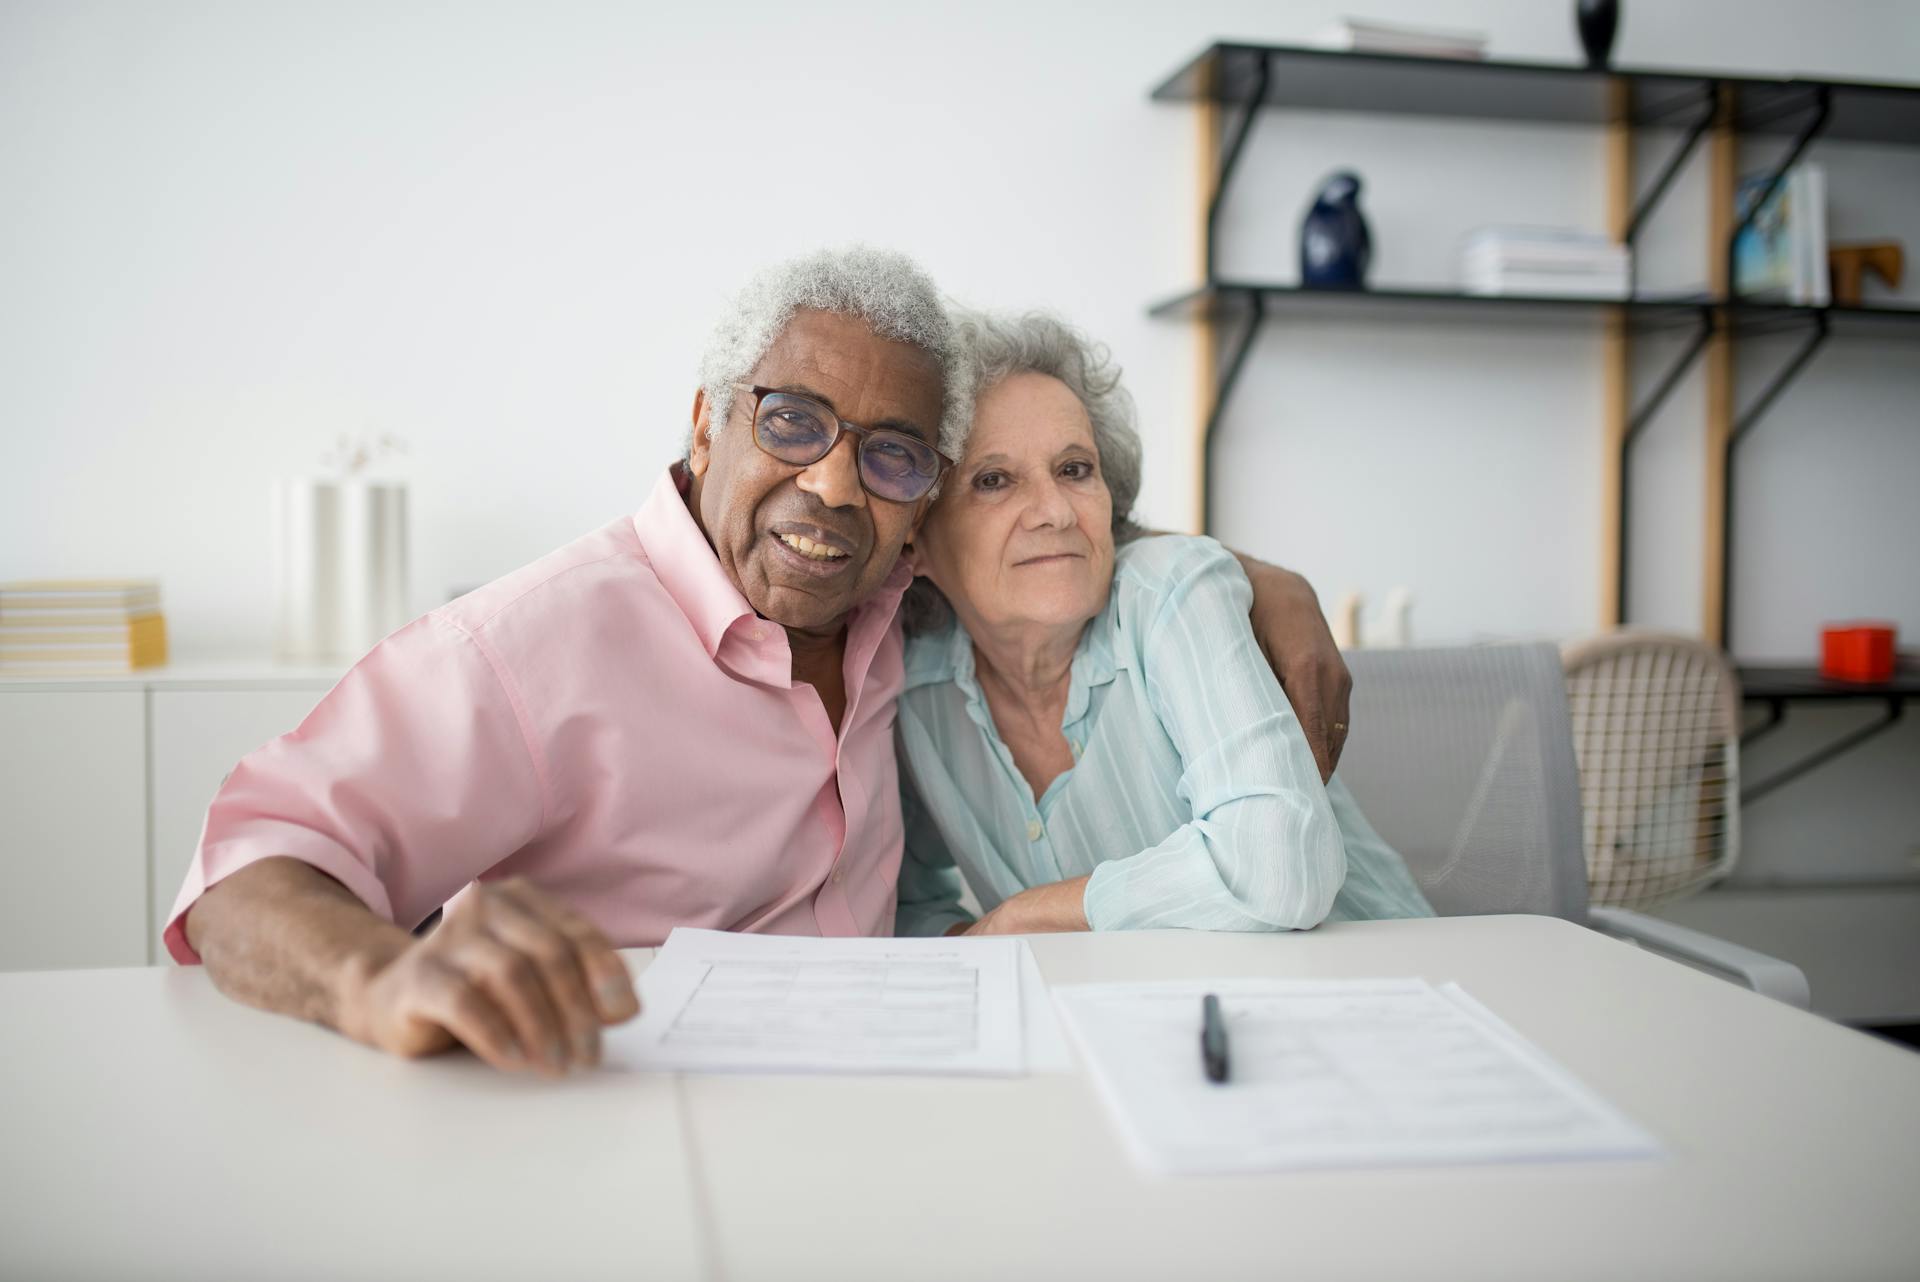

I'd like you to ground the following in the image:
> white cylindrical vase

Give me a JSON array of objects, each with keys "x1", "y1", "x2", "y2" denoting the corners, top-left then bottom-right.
[{"x1": 274, "y1": 478, "x2": 409, "y2": 662}]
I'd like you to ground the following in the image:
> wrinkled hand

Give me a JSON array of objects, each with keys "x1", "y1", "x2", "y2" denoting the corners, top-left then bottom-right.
[
  {"x1": 336, "y1": 878, "x2": 640, "y2": 1076},
  {"x1": 963, "y1": 876, "x2": 1091, "y2": 936},
  {"x1": 1240, "y1": 558, "x2": 1352, "y2": 782}
]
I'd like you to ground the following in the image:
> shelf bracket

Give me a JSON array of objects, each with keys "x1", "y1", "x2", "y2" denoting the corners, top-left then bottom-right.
[
  {"x1": 1740, "y1": 698, "x2": 1789, "y2": 748},
  {"x1": 1616, "y1": 308, "x2": 1714, "y2": 624},
  {"x1": 1624, "y1": 90, "x2": 1718, "y2": 248},
  {"x1": 1730, "y1": 311, "x2": 1831, "y2": 446},
  {"x1": 1201, "y1": 292, "x2": 1267, "y2": 533},
  {"x1": 1725, "y1": 84, "x2": 1832, "y2": 300},
  {"x1": 1742, "y1": 696, "x2": 1907, "y2": 803},
  {"x1": 1719, "y1": 309, "x2": 1831, "y2": 648},
  {"x1": 1205, "y1": 53, "x2": 1270, "y2": 282},
  {"x1": 1627, "y1": 310, "x2": 1716, "y2": 446}
]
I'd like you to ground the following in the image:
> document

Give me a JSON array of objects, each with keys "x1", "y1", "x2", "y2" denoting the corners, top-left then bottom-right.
[
  {"x1": 1054, "y1": 978, "x2": 1661, "y2": 1174},
  {"x1": 605, "y1": 928, "x2": 1029, "y2": 1076},
  {"x1": 1019, "y1": 943, "x2": 1073, "y2": 1074}
]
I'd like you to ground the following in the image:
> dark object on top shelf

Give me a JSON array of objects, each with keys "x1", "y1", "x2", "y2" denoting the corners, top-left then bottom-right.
[
  {"x1": 1300, "y1": 172, "x2": 1372, "y2": 289},
  {"x1": 1828, "y1": 242, "x2": 1906, "y2": 306},
  {"x1": 1576, "y1": 0, "x2": 1620, "y2": 69}
]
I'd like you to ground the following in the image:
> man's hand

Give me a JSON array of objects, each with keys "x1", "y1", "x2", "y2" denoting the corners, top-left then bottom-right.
[
  {"x1": 962, "y1": 876, "x2": 1091, "y2": 936},
  {"x1": 334, "y1": 878, "x2": 640, "y2": 1077},
  {"x1": 1233, "y1": 553, "x2": 1352, "y2": 782}
]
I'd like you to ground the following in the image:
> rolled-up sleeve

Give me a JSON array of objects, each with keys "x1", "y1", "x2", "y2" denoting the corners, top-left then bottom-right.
[
  {"x1": 164, "y1": 612, "x2": 550, "y2": 964},
  {"x1": 1081, "y1": 541, "x2": 1345, "y2": 932}
]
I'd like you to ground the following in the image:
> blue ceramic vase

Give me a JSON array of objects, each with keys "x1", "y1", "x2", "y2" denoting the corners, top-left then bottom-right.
[
  {"x1": 1300, "y1": 171, "x2": 1372, "y2": 289},
  {"x1": 1577, "y1": 0, "x2": 1620, "y2": 68}
]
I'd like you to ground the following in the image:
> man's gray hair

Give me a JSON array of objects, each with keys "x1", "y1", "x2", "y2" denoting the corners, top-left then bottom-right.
[
  {"x1": 948, "y1": 308, "x2": 1144, "y2": 533},
  {"x1": 693, "y1": 246, "x2": 968, "y2": 460}
]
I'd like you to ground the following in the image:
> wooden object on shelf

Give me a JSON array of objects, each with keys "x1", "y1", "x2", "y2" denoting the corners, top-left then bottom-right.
[{"x1": 1828, "y1": 241, "x2": 1906, "y2": 306}]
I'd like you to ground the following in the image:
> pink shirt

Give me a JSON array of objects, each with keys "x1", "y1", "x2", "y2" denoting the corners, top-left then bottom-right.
[{"x1": 165, "y1": 466, "x2": 911, "y2": 963}]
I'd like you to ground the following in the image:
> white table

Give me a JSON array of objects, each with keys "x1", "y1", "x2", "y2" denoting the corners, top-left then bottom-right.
[
  {"x1": 0, "y1": 958, "x2": 704, "y2": 1282},
  {"x1": 4, "y1": 916, "x2": 1918, "y2": 1281}
]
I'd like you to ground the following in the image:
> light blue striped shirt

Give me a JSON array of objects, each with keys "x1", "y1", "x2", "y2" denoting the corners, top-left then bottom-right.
[{"x1": 894, "y1": 535, "x2": 1432, "y2": 936}]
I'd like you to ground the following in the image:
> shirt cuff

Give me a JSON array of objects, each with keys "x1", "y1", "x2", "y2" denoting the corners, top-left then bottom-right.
[
  {"x1": 1081, "y1": 860, "x2": 1132, "y2": 932},
  {"x1": 163, "y1": 826, "x2": 398, "y2": 965}
]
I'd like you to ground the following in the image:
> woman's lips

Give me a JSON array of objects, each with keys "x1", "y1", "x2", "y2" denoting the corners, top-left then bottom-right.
[{"x1": 1013, "y1": 552, "x2": 1086, "y2": 567}]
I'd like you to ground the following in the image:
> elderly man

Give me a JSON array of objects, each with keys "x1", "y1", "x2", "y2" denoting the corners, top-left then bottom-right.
[{"x1": 174, "y1": 247, "x2": 1351, "y2": 1078}]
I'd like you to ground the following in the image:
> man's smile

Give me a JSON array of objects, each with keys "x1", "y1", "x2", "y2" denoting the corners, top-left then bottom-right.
[{"x1": 766, "y1": 523, "x2": 859, "y2": 577}]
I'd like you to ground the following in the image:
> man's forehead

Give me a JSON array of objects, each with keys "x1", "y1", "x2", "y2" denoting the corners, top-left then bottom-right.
[{"x1": 756, "y1": 311, "x2": 944, "y2": 426}]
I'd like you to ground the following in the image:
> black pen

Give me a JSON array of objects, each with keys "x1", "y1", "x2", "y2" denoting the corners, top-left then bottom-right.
[{"x1": 1201, "y1": 993, "x2": 1230, "y2": 1084}]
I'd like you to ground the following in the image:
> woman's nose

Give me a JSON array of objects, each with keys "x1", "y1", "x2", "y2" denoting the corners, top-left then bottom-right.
[{"x1": 1024, "y1": 476, "x2": 1074, "y2": 528}]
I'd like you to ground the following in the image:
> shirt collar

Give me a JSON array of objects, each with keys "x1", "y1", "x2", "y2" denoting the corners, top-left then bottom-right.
[
  {"x1": 632, "y1": 462, "x2": 914, "y2": 673},
  {"x1": 634, "y1": 463, "x2": 757, "y2": 660},
  {"x1": 902, "y1": 591, "x2": 1124, "y2": 730}
]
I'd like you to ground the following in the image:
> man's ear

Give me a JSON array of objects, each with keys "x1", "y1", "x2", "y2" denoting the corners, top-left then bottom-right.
[
  {"x1": 687, "y1": 389, "x2": 714, "y2": 479},
  {"x1": 900, "y1": 502, "x2": 933, "y2": 576}
]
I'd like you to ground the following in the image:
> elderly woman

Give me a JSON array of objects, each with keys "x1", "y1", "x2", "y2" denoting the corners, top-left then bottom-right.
[{"x1": 894, "y1": 311, "x2": 1431, "y2": 936}]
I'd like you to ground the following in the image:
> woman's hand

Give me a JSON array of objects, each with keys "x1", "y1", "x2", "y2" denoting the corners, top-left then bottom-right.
[{"x1": 964, "y1": 876, "x2": 1091, "y2": 935}]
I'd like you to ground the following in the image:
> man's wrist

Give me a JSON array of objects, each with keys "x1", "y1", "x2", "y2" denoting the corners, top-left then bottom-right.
[{"x1": 328, "y1": 933, "x2": 410, "y2": 1043}]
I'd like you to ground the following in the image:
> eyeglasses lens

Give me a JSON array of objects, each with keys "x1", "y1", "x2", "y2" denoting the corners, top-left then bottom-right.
[
  {"x1": 754, "y1": 394, "x2": 834, "y2": 461},
  {"x1": 754, "y1": 393, "x2": 940, "y2": 502}
]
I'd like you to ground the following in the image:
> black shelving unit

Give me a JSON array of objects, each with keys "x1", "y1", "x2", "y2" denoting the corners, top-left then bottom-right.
[
  {"x1": 1739, "y1": 664, "x2": 1918, "y2": 801},
  {"x1": 1148, "y1": 41, "x2": 1920, "y2": 648}
]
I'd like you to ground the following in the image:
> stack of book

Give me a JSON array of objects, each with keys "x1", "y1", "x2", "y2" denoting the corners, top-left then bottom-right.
[
  {"x1": 1734, "y1": 163, "x2": 1829, "y2": 305},
  {"x1": 1460, "y1": 227, "x2": 1631, "y2": 299},
  {"x1": 0, "y1": 580, "x2": 169, "y2": 674},
  {"x1": 1312, "y1": 18, "x2": 1488, "y2": 59}
]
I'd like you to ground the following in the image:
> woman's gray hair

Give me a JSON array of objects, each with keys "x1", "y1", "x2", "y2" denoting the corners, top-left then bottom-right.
[
  {"x1": 691, "y1": 246, "x2": 970, "y2": 460},
  {"x1": 903, "y1": 309, "x2": 1146, "y2": 634},
  {"x1": 946, "y1": 309, "x2": 1144, "y2": 534}
]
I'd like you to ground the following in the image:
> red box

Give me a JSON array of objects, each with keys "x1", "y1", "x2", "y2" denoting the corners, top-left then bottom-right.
[{"x1": 1820, "y1": 623, "x2": 1897, "y2": 683}]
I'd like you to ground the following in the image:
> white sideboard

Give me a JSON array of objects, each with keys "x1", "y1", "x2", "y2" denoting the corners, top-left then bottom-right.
[{"x1": 0, "y1": 662, "x2": 341, "y2": 970}]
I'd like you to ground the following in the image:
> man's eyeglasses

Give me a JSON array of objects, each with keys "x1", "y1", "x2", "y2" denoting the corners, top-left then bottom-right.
[{"x1": 733, "y1": 384, "x2": 951, "y2": 504}]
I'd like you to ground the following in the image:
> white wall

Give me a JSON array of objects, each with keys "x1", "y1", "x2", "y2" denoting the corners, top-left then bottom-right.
[{"x1": 5, "y1": 1, "x2": 1918, "y2": 890}]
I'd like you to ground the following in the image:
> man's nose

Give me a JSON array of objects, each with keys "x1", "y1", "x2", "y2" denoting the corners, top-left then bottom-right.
[{"x1": 795, "y1": 434, "x2": 867, "y2": 509}]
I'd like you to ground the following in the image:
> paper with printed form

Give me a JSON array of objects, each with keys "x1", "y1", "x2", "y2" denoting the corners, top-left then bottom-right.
[
  {"x1": 605, "y1": 928, "x2": 1030, "y2": 1076},
  {"x1": 1054, "y1": 978, "x2": 1661, "y2": 1175}
]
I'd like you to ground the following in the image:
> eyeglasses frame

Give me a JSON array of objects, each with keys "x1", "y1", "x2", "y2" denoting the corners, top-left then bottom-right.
[{"x1": 731, "y1": 383, "x2": 953, "y2": 503}]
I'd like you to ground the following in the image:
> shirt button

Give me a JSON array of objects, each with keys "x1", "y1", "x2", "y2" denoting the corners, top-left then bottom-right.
[
  {"x1": 1026, "y1": 819, "x2": 1043, "y2": 842},
  {"x1": 749, "y1": 626, "x2": 766, "y2": 641},
  {"x1": 831, "y1": 868, "x2": 843, "y2": 884},
  {"x1": 1070, "y1": 739, "x2": 1083, "y2": 757}
]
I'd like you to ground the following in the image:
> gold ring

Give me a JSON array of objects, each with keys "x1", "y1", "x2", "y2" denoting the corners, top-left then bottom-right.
[{"x1": 1332, "y1": 722, "x2": 1348, "y2": 733}]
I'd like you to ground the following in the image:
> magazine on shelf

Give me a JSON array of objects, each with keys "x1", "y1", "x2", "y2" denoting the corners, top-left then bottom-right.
[{"x1": 1734, "y1": 164, "x2": 1829, "y2": 305}]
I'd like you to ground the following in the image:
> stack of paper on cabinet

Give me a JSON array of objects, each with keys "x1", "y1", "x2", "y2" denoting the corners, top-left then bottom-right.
[{"x1": 0, "y1": 580, "x2": 168, "y2": 673}]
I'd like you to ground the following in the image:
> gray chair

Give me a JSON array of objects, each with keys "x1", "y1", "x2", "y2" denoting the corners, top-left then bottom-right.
[{"x1": 1335, "y1": 642, "x2": 1807, "y2": 1006}]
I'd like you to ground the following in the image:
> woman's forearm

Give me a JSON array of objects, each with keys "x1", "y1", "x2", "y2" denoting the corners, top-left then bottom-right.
[{"x1": 966, "y1": 875, "x2": 1091, "y2": 935}]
